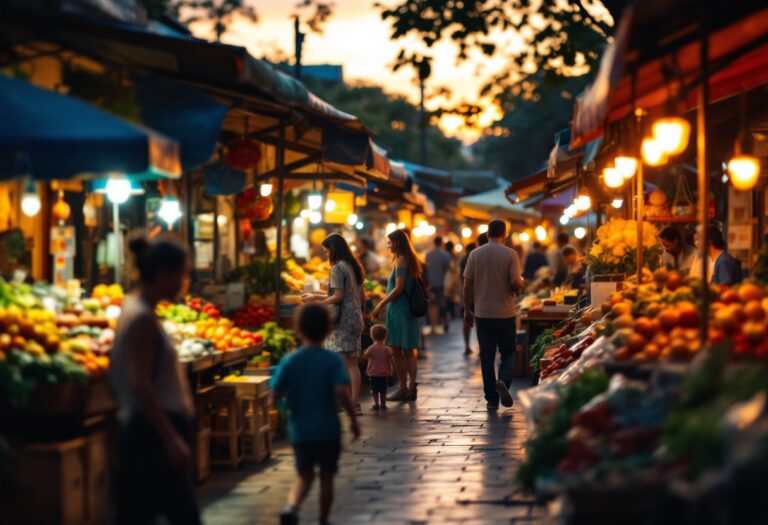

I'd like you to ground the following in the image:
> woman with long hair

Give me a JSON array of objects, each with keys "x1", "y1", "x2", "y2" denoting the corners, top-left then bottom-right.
[
  {"x1": 110, "y1": 236, "x2": 201, "y2": 525},
  {"x1": 371, "y1": 228, "x2": 423, "y2": 401},
  {"x1": 302, "y1": 233, "x2": 366, "y2": 414}
]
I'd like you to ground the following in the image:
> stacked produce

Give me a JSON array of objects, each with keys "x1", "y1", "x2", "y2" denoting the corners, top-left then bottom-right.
[
  {"x1": 184, "y1": 295, "x2": 221, "y2": 319},
  {"x1": 232, "y1": 302, "x2": 275, "y2": 328},
  {"x1": 252, "y1": 322, "x2": 295, "y2": 366},
  {"x1": 193, "y1": 317, "x2": 263, "y2": 352}
]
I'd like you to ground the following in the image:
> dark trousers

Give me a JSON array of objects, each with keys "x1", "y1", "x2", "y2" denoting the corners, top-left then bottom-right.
[
  {"x1": 475, "y1": 317, "x2": 517, "y2": 404},
  {"x1": 116, "y1": 412, "x2": 202, "y2": 525}
]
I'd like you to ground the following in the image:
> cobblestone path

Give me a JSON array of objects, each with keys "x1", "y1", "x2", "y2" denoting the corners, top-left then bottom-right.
[{"x1": 199, "y1": 322, "x2": 544, "y2": 524}]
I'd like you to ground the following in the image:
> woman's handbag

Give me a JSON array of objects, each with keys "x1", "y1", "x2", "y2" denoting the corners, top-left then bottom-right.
[{"x1": 406, "y1": 276, "x2": 429, "y2": 318}]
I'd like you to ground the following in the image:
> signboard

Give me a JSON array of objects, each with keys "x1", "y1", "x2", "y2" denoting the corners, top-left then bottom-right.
[{"x1": 324, "y1": 191, "x2": 355, "y2": 224}]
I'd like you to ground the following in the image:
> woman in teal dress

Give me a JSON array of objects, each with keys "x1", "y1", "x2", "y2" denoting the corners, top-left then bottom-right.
[{"x1": 372, "y1": 229, "x2": 424, "y2": 401}]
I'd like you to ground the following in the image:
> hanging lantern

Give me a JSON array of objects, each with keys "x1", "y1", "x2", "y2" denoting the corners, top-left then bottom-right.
[
  {"x1": 652, "y1": 117, "x2": 690, "y2": 156},
  {"x1": 236, "y1": 188, "x2": 274, "y2": 221},
  {"x1": 642, "y1": 137, "x2": 667, "y2": 166},
  {"x1": 251, "y1": 196, "x2": 274, "y2": 221},
  {"x1": 728, "y1": 156, "x2": 760, "y2": 191},
  {"x1": 225, "y1": 139, "x2": 262, "y2": 171},
  {"x1": 614, "y1": 156, "x2": 638, "y2": 179},
  {"x1": 603, "y1": 167, "x2": 624, "y2": 188},
  {"x1": 51, "y1": 191, "x2": 71, "y2": 223}
]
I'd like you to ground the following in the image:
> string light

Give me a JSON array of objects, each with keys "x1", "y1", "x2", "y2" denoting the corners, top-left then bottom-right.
[
  {"x1": 652, "y1": 117, "x2": 690, "y2": 156},
  {"x1": 603, "y1": 167, "x2": 623, "y2": 188},
  {"x1": 461, "y1": 227, "x2": 472, "y2": 238},
  {"x1": 728, "y1": 156, "x2": 760, "y2": 191},
  {"x1": 574, "y1": 227, "x2": 587, "y2": 239},
  {"x1": 259, "y1": 183, "x2": 273, "y2": 197},
  {"x1": 642, "y1": 137, "x2": 667, "y2": 166},
  {"x1": 559, "y1": 215, "x2": 569, "y2": 225},
  {"x1": 535, "y1": 225, "x2": 547, "y2": 241},
  {"x1": 614, "y1": 156, "x2": 638, "y2": 179},
  {"x1": 519, "y1": 232, "x2": 530, "y2": 243},
  {"x1": 611, "y1": 198, "x2": 624, "y2": 209}
]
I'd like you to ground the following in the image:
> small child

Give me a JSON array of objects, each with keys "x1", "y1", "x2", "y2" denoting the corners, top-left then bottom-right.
[
  {"x1": 271, "y1": 303, "x2": 361, "y2": 525},
  {"x1": 363, "y1": 324, "x2": 395, "y2": 411}
]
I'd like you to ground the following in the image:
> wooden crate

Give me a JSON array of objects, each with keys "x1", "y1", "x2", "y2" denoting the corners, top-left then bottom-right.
[{"x1": 0, "y1": 432, "x2": 109, "y2": 525}]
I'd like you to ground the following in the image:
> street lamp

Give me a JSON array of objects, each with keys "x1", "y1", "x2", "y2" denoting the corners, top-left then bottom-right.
[
  {"x1": 21, "y1": 180, "x2": 41, "y2": 217},
  {"x1": 95, "y1": 177, "x2": 143, "y2": 283},
  {"x1": 158, "y1": 197, "x2": 183, "y2": 230}
]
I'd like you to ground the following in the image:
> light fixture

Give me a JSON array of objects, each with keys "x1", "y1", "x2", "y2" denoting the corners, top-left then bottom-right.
[
  {"x1": 535, "y1": 225, "x2": 547, "y2": 241},
  {"x1": 325, "y1": 199, "x2": 337, "y2": 212},
  {"x1": 564, "y1": 204, "x2": 578, "y2": 218},
  {"x1": 105, "y1": 178, "x2": 132, "y2": 205},
  {"x1": 300, "y1": 209, "x2": 310, "y2": 219},
  {"x1": 603, "y1": 166, "x2": 624, "y2": 188},
  {"x1": 727, "y1": 94, "x2": 760, "y2": 192},
  {"x1": 426, "y1": 225, "x2": 437, "y2": 236},
  {"x1": 309, "y1": 210, "x2": 322, "y2": 224},
  {"x1": 728, "y1": 156, "x2": 760, "y2": 191},
  {"x1": 259, "y1": 183, "x2": 273, "y2": 197},
  {"x1": 386, "y1": 222, "x2": 397, "y2": 234},
  {"x1": 575, "y1": 194, "x2": 591, "y2": 211},
  {"x1": 614, "y1": 156, "x2": 638, "y2": 179},
  {"x1": 611, "y1": 198, "x2": 624, "y2": 209},
  {"x1": 217, "y1": 215, "x2": 228, "y2": 227},
  {"x1": 721, "y1": 173, "x2": 730, "y2": 184},
  {"x1": 397, "y1": 222, "x2": 405, "y2": 229},
  {"x1": 519, "y1": 232, "x2": 531, "y2": 243},
  {"x1": 461, "y1": 227, "x2": 472, "y2": 238},
  {"x1": 347, "y1": 213, "x2": 358, "y2": 226},
  {"x1": 559, "y1": 215, "x2": 569, "y2": 225},
  {"x1": 293, "y1": 217, "x2": 305, "y2": 227},
  {"x1": 641, "y1": 137, "x2": 668, "y2": 166},
  {"x1": 157, "y1": 198, "x2": 182, "y2": 229},
  {"x1": 477, "y1": 224, "x2": 489, "y2": 234},
  {"x1": 20, "y1": 180, "x2": 41, "y2": 217},
  {"x1": 652, "y1": 117, "x2": 690, "y2": 156},
  {"x1": 308, "y1": 192, "x2": 323, "y2": 210},
  {"x1": 574, "y1": 227, "x2": 587, "y2": 239},
  {"x1": 355, "y1": 221, "x2": 365, "y2": 231}
]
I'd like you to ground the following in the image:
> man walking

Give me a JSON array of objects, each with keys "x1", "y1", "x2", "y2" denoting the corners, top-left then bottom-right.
[
  {"x1": 549, "y1": 232, "x2": 570, "y2": 286},
  {"x1": 463, "y1": 219, "x2": 523, "y2": 410},
  {"x1": 425, "y1": 236, "x2": 452, "y2": 334}
]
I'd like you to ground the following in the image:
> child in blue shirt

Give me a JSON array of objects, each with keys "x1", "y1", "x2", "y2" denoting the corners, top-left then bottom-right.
[{"x1": 271, "y1": 303, "x2": 360, "y2": 525}]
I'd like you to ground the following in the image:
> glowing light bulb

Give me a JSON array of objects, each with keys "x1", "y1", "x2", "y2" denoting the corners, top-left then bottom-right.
[
  {"x1": 325, "y1": 199, "x2": 337, "y2": 212},
  {"x1": 559, "y1": 215, "x2": 569, "y2": 225},
  {"x1": 575, "y1": 195, "x2": 591, "y2": 211},
  {"x1": 614, "y1": 156, "x2": 638, "y2": 179},
  {"x1": 728, "y1": 155, "x2": 760, "y2": 191},
  {"x1": 461, "y1": 227, "x2": 472, "y2": 238},
  {"x1": 300, "y1": 209, "x2": 310, "y2": 219},
  {"x1": 652, "y1": 117, "x2": 690, "y2": 156},
  {"x1": 519, "y1": 232, "x2": 531, "y2": 243},
  {"x1": 642, "y1": 138, "x2": 668, "y2": 166},
  {"x1": 355, "y1": 221, "x2": 364, "y2": 231},
  {"x1": 21, "y1": 190, "x2": 41, "y2": 217},
  {"x1": 385, "y1": 223, "x2": 397, "y2": 234},
  {"x1": 603, "y1": 167, "x2": 624, "y2": 188},
  {"x1": 477, "y1": 224, "x2": 489, "y2": 234},
  {"x1": 309, "y1": 210, "x2": 322, "y2": 224},
  {"x1": 157, "y1": 198, "x2": 182, "y2": 228},
  {"x1": 535, "y1": 225, "x2": 547, "y2": 241},
  {"x1": 105, "y1": 178, "x2": 131, "y2": 204},
  {"x1": 347, "y1": 213, "x2": 358, "y2": 226},
  {"x1": 611, "y1": 198, "x2": 624, "y2": 209},
  {"x1": 574, "y1": 227, "x2": 587, "y2": 239},
  {"x1": 564, "y1": 204, "x2": 577, "y2": 218},
  {"x1": 308, "y1": 193, "x2": 322, "y2": 210},
  {"x1": 259, "y1": 183, "x2": 273, "y2": 197}
]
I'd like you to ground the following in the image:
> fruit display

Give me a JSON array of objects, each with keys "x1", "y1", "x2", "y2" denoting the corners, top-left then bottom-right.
[
  {"x1": 232, "y1": 302, "x2": 275, "y2": 328},
  {"x1": 192, "y1": 317, "x2": 263, "y2": 352},
  {"x1": 644, "y1": 189, "x2": 671, "y2": 219},
  {"x1": 91, "y1": 283, "x2": 125, "y2": 307},
  {"x1": 228, "y1": 259, "x2": 290, "y2": 296},
  {"x1": 604, "y1": 270, "x2": 768, "y2": 362},
  {"x1": 157, "y1": 302, "x2": 207, "y2": 323},
  {"x1": 184, "y1": 295, "x2": 221, "y2": 319},
  {"x1": 586, "y1": 218, "x2": 662, "y2": 276}
]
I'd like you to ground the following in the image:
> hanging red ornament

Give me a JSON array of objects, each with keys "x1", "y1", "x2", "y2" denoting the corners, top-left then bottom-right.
[
  {"x1": 251, "y1": 195, "x2": 274, "y2": 221},
  {"x1": 52, "y1": 191, "x2": 71, "y2": 223},
  {"x1": 235, "y1": 188, "x2": 274, "y2": 221},
  {"x1": 225, "y1": 139, "x2": 261, "y2": 171}
]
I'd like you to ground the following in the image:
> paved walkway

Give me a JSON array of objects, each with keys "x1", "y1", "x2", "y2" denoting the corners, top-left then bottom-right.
[{"x1": 199, "y1": 322, "x2": 543, "y2": 524}]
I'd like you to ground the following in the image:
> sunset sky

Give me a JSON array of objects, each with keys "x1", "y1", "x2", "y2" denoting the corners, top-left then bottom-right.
[{"x1": 190, "y1": 0, "x2": 518, "y2": 142}]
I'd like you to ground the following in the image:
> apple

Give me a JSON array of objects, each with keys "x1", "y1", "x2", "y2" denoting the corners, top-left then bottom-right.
[
  {"x1": 720, "y1": 289, "x2": 739, "y2": 305},
  {"x1": 744, "y1": 301, "x2": 765, "y2": 322},
  {"x1": 666, "y1": 271, "x2": 683, "y2": 291},
  {"x1": 659, "y1": 309, "x2": 680, "y2": 331}
]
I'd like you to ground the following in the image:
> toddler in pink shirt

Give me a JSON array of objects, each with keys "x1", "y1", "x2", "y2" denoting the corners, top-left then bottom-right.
[{"x1": 363, "y1": 324, "x2": 394, "y2": 411}]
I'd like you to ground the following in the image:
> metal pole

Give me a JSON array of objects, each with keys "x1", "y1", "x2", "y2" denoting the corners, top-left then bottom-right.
[
  {"x1": 294, "y1": 16, "x2": 304, "y2": 80},
  {"x1": 113, "y1": 202, "x2": 121, "y2": 284},
  {"x1": 419, "y1": 78, "x2": 427, "y2": 165},
  {"x1": 274, "y1": 121, "x2": 286, "y2": 315},
  {"x1": 635, "y1": 111, "x2": 644, "y2": 283},
  {"x1": 697, "y1": 30, "x2": 710, "y2": 344}
]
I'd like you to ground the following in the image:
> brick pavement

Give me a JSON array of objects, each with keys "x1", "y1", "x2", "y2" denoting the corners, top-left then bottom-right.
[{"x1": 199, "y1": 322, "x2": 544, "y2": 524}]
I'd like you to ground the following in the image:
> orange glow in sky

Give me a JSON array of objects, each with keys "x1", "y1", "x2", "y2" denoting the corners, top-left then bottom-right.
[{"x1": 189, "y1": 0, "x2": 518, "y2": 143}]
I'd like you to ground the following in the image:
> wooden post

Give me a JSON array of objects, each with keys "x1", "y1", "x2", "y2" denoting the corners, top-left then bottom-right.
[
  {"x1": 697, "y1": 30, "x2": 710, "y2": 344},
  {"x1": 274, "y1": 121, "x2": 285, "y2": 316}
]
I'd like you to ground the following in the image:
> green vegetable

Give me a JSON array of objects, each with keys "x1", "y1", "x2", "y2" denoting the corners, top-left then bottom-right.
[
  {"x1": 516, "y1": 369, "x2": 610, "y2": 489},
  {"x1": 0, "y1": 350, "x2": 88, "y2": 409},
  {"x1": 227, "y1": 260, "x2": 290, "y2": 297},
  {"x1": 260, "y1": 322, "x2": 296, "y2": 365}
]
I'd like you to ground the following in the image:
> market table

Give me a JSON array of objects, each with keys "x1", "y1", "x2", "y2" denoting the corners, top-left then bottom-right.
[{"x1": 520, "y1": 309, "x2": 574, "y2": 379}]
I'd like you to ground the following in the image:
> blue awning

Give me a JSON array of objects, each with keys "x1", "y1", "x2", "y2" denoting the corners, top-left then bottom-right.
[
  {"x1": 0, "y1": 74, "x2": 180, "y2": 180},
  {"x1": 135, "y1": 75, "x2": 228, "y2": 170}
]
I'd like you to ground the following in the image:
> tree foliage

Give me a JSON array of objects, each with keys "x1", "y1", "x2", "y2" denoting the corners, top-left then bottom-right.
[
  {"x1": 380, "y1": 0, "x2": 619, "y2": 101},
  {"x1": 304, "y1": 79, "x2": 468, "y2": 170}
]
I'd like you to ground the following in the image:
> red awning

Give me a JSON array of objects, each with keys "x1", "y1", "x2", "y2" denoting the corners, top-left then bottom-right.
[{"x1": 572, "y1": 7, "x2": 768, "y2": 147}]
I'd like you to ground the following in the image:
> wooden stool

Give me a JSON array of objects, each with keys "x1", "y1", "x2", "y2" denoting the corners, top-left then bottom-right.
[
  {"x1": 202, "y1": 386, "x2": 244, "y2": 470},
  {"x1": 219, "y1": 376, "x2": 272, "y2": 463}
]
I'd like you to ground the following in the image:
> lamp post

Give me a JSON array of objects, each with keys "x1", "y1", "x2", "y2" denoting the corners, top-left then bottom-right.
[{"x1": 105, "y1": 179, "x2": 131, "y2": 283}]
